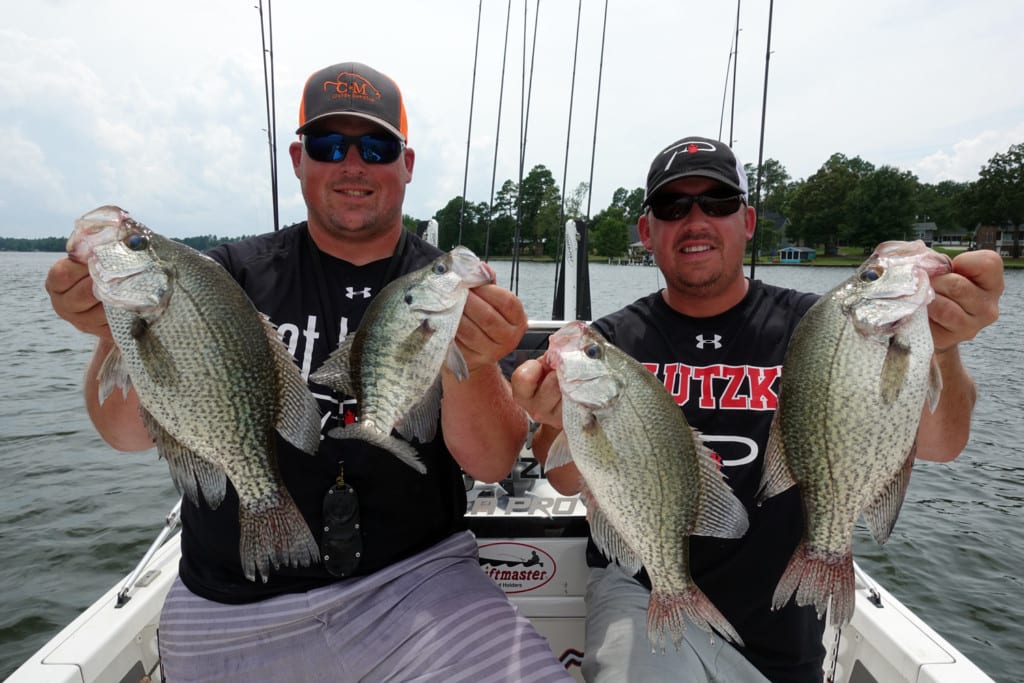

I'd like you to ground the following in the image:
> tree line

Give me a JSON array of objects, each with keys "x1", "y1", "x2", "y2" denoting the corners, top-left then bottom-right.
[
  {"x1": 8, "y1": 142, "x2": 1020, "y2": 258},
  {"x1": 0, "y1": 234, "x2": 250, "y2": 253},
  {"x1": 421, "y1": 141, "x2": 1024, "y2": 260}
]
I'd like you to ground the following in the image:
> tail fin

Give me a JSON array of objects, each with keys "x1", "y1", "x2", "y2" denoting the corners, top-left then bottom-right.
[
  {"x1": 647, "y1": 585, "x2": 743, "y2": 652},
  {"x1": 772, "y1": 543, "x2": 855, "y2": 625},
  {"x1": 328, "y1": 422, "x2": 427, "y2": 474},
  {"x1": 238, "y1": 491, "x2": 319, "y2": 583}
]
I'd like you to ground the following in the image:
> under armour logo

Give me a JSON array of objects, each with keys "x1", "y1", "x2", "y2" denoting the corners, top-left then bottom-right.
[
  {"x1": 345, "y1": 287, "x2": 372, "y2": 299},
  {"x1": 695, "y1": 334, "x2": 722, "y2": 349}
]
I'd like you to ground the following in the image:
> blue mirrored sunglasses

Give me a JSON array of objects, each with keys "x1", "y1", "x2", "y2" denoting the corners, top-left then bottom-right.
[{"x1": 303, "y1": 132, "x2": 405, "y2": 164}]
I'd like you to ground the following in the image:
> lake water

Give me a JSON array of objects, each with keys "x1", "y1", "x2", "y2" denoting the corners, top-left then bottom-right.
[{"x1": 1, "y1": 252, "x2": 1021, "y2": 682}]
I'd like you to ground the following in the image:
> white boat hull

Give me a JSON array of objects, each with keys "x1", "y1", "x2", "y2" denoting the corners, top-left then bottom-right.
[
  {"x1": 8, "y1": 486, "x2": 993, "y2": 683},
  {"x1": 8, "y1": 326, "x2": 995, "y2": 683}
]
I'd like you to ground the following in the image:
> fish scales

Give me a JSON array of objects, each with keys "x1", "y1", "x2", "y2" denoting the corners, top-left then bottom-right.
[
  {"x1": 759, "y1": 240, "x2": 950, "y2": 625},
  {"x1": 68, "y1": 205, "x2": 322, "y2": 582},
  {"x1": 311, "y1": 246, "x2": 492, "y2": 473},
  {"x1": 546, "y1": 321, "x2": 749, "y2": 651}
]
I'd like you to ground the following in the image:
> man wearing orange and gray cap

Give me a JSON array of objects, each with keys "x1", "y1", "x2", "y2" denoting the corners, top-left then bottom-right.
[{"x1": 46, "y1": 61, "x2": 572, "y2": 682}]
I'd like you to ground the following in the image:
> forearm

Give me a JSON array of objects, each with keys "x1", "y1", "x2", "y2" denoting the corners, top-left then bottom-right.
[
  {"x1": 916, "y1": 346, "x2": 977, "y2": 462},
  {"x1": 441, "y1": 364, "x2": 528, "y2": 483},
  {"x1": 84, "y1": 339, "x2": 154, "y2": 452}
]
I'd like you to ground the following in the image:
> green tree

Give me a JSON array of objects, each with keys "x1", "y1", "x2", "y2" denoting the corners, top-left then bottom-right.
[
  {"x1": 517, "y1": 165, "x2": 562, "y2": 257},
  {"x1": 605, "y1": 186, "x2": 645, "y2": 224},
  {"x1": 753, "y1": 215, "x2": 781, "y2": 256},
  {"x1": 745, "y1": 158, "x2": 791, "y2": 214},
  {"x1": 970, "y1": 142, "x2": 1024, "y2": 257},
  {"x1": 589, "y1": 213, "x2": 629, "y2": 258},
  {"x1": 562, "y1": 182, "x2": 589, "y2": 222},
  {"x1": 844, "y1": 166, "x2": 919, "y2": 249},
  {"x1": 432, "y1": 197, "x2": 493, "y2": 254},
  {"x1": 493, "y1": 179, "x2": 519, "y2": 219},
  {"x1": 786, "y1": 154, "x2": 874, "y2": 255},
  {"x1": 432, "y1": 197, "x2": 465, "y2": 250},
  {"x1": 914, "y1": 180, "x2": 970, "y2": 235}
]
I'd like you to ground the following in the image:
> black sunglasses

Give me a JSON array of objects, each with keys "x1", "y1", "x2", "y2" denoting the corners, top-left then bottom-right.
[
  {"x1": 646, "y1": 192, "x2": 745, "y2": 221},
  {"x1": 303, "y1": 132, "x2": 405, "y2": 164}
]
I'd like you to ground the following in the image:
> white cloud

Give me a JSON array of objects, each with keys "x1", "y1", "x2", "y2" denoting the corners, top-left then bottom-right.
[
  {"x1": 2, "y1": 0, "x2": 1023, "y2": 239},
  {"x1": 913, "y1": 125, "x2": 1024, "y2": 183}
]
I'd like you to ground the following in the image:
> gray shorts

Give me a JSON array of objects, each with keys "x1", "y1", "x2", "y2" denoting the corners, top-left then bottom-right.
[
  {"x1": 582, "y1": 565, "x2": 769, "y2": 683},
  {"x1": 158, "y1": 531, "x2": 573, "y2": 682}
]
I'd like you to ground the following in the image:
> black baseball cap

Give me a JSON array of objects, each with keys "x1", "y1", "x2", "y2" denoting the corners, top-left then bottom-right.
[
  {"x1": 296, "y1": 62, "x2": 408, "y2": 142},
  {"x1": 643, "y1": 136, "x2": 748, "y2": 205}
]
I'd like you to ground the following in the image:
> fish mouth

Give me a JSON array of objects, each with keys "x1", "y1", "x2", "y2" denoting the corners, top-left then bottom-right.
[
  {"x1": 847, "y1": 241, "x2": 952, "y2": 337},
  {"x1": 67, "y1": 205, "x2": 169, "y2": 312},
  {"x1": 875, "y1": 240, "x2": 953, "y2": 278},
  {"x1": 66, "y1": 206, "x2": 128, "y2": 264},
  {"x1": 543, "y1": 321, "x2": 591, "y2": 372},
  {"x1": 449, "y1": 247, "x2": 494, "y2": 286}
]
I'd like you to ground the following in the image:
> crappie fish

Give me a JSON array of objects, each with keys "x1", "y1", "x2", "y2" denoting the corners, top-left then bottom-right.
[
  {"x1": 545, "y1": 321, "x2": 749, "y2": 649},
  {"x1": 67, "y1": 206, "x2": 322, "y2": 582},
  {"x1": 310, "y1": 246, "x2": 493, "y2": 473},
  {"x1": 757, "y1": 240, "x2": 951, "y2": 625}
]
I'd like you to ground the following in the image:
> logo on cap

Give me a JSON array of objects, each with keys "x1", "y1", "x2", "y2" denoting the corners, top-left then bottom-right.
[
  {"x1": 662, "y1": 139, "x2": 718, "y2": 169},
  {"x1": 323, "y1": 71, "x2": 382, "y2": 105}
]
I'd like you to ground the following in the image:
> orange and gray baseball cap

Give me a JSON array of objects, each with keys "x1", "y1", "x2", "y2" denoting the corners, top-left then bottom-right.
[
  {"x1": 296, "y1": 62, "x2": 408, "y2": 142},
  {"x1": 643, "y1": 136, "x2": 748, "y2": 205}
]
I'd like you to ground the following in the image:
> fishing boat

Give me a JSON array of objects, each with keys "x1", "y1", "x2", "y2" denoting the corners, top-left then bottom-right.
[
  {"x1": 8, "y1": 219, "x2": 997, "y2": 682},
  {"x1": 7, "y1": 0, "x2": 1002, "y2": 676},
  {"x1": 4, "y1": 420, "x2": 996, "y2": 683}
]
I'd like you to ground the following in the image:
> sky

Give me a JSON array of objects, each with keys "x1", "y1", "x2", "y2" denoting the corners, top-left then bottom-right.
[{"x1": 3, "y1": 0, "x2": 1023, "y2": 240}]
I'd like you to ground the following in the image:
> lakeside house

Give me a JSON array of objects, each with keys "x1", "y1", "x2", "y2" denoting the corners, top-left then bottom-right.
[{"x1": 777, "y1": 246, "x2": 817, "y2": 263}]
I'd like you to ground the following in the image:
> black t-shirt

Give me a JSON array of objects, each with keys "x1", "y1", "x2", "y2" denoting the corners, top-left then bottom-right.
[
  {"x1": 178, "y1": 223, "x2": 467, "y2": 603},
  {"x1": 589, "y1": 281, "x2": 825, "y2": 683}
]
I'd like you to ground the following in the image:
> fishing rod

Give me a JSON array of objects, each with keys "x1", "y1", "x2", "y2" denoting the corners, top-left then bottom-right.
[
  {"x1": 749, "y1": 0, "x2": 775, "y2": 280},
  {"x1": 510, "y1": 0, "x2": 542, "y2": 295},
  {"x1": 257, "y1": 0, "x2": 280, "y2": 232},
  {"x1": 458, "y1": 0, "x2": 484, "y2": 247},
  {"x1": 583, "y1": 0, "x2": 608, "y2": 225},
  {"x1": 728, "y1": 0, "x2": 741, "y2": 147},
  {"x1": 484, "y1": 0, "x2": 513, "y2": 263},
  {"x1": 718, "y1": 28, "x2": 736, "y2": 141},
  {"x1": 552, "y1": 0, "x2": 584, "y2": 319}
]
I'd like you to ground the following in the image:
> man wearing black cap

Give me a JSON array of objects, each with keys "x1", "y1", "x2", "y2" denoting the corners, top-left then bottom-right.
[
  {"x1": 511, "y1": 136, "x2": 1004, "y2": 681},
  {"x1": 45, "y1": 61, "x2": 572, "y2": 682}
]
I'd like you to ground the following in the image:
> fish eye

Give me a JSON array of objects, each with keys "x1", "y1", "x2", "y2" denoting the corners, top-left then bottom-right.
[
  {"x1": 584, "y1": 343, "x2": 602, "y2": 359},
  {"x1": 124, "y1": 233, "x2": 149, "y2": 251},
  {"x1": 433, "y1": 263, "x2": 448, "y2": 275},
  {"x1": 859, "y1": 266, "x2": 883, "y2": 282}
]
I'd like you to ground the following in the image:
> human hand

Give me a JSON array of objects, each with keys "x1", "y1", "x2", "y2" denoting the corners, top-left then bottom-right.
[
  {"x1": 511, "y1": 357, "x2": 564, "y2": 431},
  {"x1": 455, "y1": 279, "x2": 529, "y2": 374},
  {"x1": 928, "y1": 249, "x2": 1003, "y2": 353},
  {"x1": 44, "y1": 256, "x2": 112, "y2": 341}
]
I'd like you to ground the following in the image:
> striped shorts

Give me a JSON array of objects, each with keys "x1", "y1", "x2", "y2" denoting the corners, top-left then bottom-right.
[{"x1": 158, "y1": 531, "x2": 572, "y2": 682}]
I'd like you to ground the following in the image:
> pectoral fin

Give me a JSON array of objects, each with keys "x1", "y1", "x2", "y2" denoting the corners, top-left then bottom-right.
[
  {"x1": 879, "y1": 338, "x2": 912, "y2": 405},
  {"x1": 133, "y1": 317, "x2": 178, "y2": 387},
  {"x1": 445, "y1": 341, "x2": 470, "y2": 381},
  {"x1": 546, "y1": 431, "x2": 575, "y2": 470},
  {"x1": 926, "y1": 355, "x2": 943, "y2": 413},
  {"x1": 310, "y1": 334, "x2": 356, "y2": 395},
  {"x1": 97, "y1": 345, "x2": 132, "y2": 404}
]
